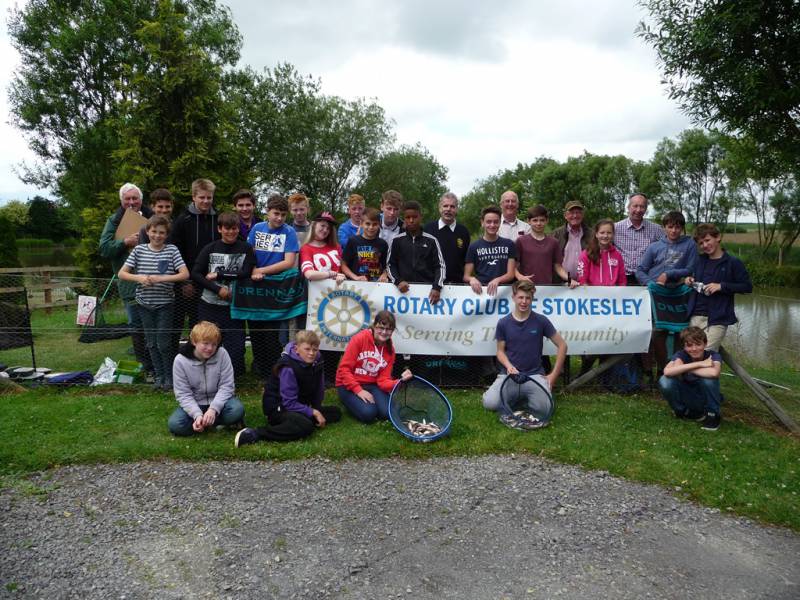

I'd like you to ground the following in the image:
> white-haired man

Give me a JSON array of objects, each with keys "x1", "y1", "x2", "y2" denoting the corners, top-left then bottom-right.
[
  {"x1": 497, "y1": 190, "x2": 531, "y2": 241},
  {"x1": 99, "y1": 183, "x2": 153, "y2": 371}
]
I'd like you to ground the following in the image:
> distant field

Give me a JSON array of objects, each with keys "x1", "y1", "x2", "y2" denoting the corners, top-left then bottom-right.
[{"x1": 723, "y1": 231, "x2": 800, "y2": 246}]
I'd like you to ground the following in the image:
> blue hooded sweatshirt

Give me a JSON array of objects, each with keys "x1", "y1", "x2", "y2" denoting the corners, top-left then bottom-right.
[{"x1": 636, "y1": 235, "x2": 698, "y2": 285}]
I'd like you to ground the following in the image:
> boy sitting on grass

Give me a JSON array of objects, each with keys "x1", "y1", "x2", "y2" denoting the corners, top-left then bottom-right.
[
  {"x1": 235, "y1": 330, "x2": 341, "y2": 446},
  {"x1": 482, "y1": 280, "x2": 567, "y2": 417},
  {"x1": 659, "y1": 326, "x2": 723, "y2": 431},
  {"x1": 168, "y1": 321, "x2": 245, "y2": 436}
]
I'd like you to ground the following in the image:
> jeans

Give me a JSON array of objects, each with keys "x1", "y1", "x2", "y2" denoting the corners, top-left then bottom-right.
[
  {"x1": 198, "y1": 301, "x2": 247, "y2": 376},
  {"x1": 337, "y1": 384, "x2": 390, "y2": 423},
  {"x1": 138, "y1": 303, "x2": 175, "y2": 386},
  {"x1": 251, "y1": 406, "x2": 342, "y2": 442},
  {"x1": 125, "y1": 300, "x2": 152, "y2": 371},
  {"x1": 249, "y1": 320, "x2": 284, "y2": 379},
  {"x1": 482, "y1": 373, "x2": 551, "y2": 414},
  {"x1": 167, "y1": 396, "x2": 245, "y2": 436},
  {"x1": 658, "y1": 375, "x2": 722, "y2": 416}
]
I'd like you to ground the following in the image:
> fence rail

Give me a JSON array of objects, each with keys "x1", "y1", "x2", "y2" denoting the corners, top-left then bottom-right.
[{"x1": 0, "y1": 265, "x2": 82, "y2": 312}]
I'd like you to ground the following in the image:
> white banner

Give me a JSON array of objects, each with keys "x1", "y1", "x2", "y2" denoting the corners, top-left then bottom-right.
[{"x1": 307, "y1": 281, "x2": 652, "y2": 356}]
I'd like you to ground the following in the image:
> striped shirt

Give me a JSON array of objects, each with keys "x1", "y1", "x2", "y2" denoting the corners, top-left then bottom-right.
[
  {"x1": 613, "y1": 218, "x2": 665, "y2": 274},
  {"x1": 123, "y1": 243, "x2": 186, "y2": 307}
]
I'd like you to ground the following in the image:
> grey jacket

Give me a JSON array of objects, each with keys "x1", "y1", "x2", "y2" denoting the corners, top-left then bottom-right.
[{"x1": 172, "y1": 344, "x2": 235, "y2": 419}]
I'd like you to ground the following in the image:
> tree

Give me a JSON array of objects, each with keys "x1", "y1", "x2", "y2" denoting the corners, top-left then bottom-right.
[
  {"x1": 648, "y1": 129, "x2": 732, "y2": 227},
  {"x1": 232, "y1": 64, "x2": 395, "y2": 213},
  {"x1": 357, "y1": 144, "x2": 448, "y2": 218},
  {"x1": 0, "y1": 201, "x2": 30, "y2": 232},
  {"x1": 637, "y1": 0, "x2": 800, "y2": 171},
  {"x1": 0, "y1": 215, "x2": 20, "y2": 268},
  {"x1": 771, "y1": 182, "x2": 800, "y2": 263},
  {"x1": 8, "y1": 0, "x2": 242, "y2": 214}
]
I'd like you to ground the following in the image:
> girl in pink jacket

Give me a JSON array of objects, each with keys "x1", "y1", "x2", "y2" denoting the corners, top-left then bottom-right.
[{"x1": 577, "y1": 219, "x2": 627, "y2": 287}]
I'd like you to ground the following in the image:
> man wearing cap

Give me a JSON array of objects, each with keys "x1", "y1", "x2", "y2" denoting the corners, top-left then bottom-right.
[
  {"x1": 614, "y1": 193, "x2": 665, "y2": 286},
  {"x1": 551, "y1": 200, "x2": 593, "y2": 281},
  {"x1": 498, "y1": 190, "x2": 531, "y2": 241}
]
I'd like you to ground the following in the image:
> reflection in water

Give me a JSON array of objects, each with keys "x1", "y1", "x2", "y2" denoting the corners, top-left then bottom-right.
[{"x1": 724, "y1": 289, "x2": 800, "y2": 368}]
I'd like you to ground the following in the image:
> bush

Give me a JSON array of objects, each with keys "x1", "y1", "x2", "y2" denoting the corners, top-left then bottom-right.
[
  {"x1": 744, "y1": 261, "x2": 800, "y2": 287},
  {"x1": 16, "y1": 238, "x2": 55, "y2": 249},
  {"x1": 0, "y1": 215, "x2": 20, "y2": 268}
]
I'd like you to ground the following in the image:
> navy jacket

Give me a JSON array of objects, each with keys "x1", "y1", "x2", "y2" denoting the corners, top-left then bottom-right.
[{"x1": 688, "y1": 251, "x2": 752, "y2": 326}]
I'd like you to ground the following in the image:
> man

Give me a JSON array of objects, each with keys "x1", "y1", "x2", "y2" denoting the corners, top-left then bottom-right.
[
  {"x1": 387, "y1": 201, "x2": 445, "y2": 305},
  {"x1": 497, "y1": 190, "x2": 531, "y2": 241},
  {"x1": 170, "y1": 178, "x2": 219, "y2": 333},
  {"x1": 98, "y1": 182, "x2": 153, "y2": 372},
  {"x1": 551, "y1": 200, "x2": 592, "y2": 281},
  {"x1": 233, "y1": 189, "x2": 261, "y2": 242},
  {"x1": 423, "y1": 192, "x2": 470, "y2": 284},
  {"x1": 614, "y1": 193, "x2": 665, "y2": 286}
]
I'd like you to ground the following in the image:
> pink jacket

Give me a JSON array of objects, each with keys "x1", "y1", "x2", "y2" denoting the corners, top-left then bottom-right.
[{"x1": 577, "y1": 246, "x2": 627, "y2": 286}]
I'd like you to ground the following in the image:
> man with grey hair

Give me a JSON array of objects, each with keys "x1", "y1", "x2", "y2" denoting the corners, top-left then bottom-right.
[
  {"x1": 614, "y1": 193, "x2": 665, "y2": 286},
  {"x1": 424, "y1": 192, "x2": 470, "y2": 284},
  {"x1": 99, "y1": 182, "x2": 154, "y2": 372},
  {"x1": 498, "y1": 190, "x2": 531, "y2": 241}
]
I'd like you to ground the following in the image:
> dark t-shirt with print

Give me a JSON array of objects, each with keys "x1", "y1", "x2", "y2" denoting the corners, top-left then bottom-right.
[
  {"x1": 342, "y1": 234, "x2": 388, "y2": 281},
  {"x1": 466, "y1": 237, "x2": 516, "y2": 285}
]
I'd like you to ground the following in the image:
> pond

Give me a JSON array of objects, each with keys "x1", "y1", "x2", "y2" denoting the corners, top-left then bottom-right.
[
  {"x1": 723, "y1": 288, "x2": 800, "y2": 368},
  {"x1": 17, "y1": 245, "x2": 77, "y2": 267}
]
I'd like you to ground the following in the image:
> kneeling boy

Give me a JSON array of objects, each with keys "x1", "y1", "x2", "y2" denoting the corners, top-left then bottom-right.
[
  {"x1": 483, "y1": 280, "x2": 567, "y2": 413},
  {"x1": 168, "y1": 321, "x2": 245, "y2": 436},
  {"x1": 659, "y1": 326, "x2": 723, "y2": 431},
  {"x1": 235, "y1": 330, "x2": 341, "y2": 446}
]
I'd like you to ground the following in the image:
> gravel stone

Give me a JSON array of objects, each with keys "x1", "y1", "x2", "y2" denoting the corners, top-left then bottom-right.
[{"x1": 0, "y1": 455, "x2": 798, "y2": 599}]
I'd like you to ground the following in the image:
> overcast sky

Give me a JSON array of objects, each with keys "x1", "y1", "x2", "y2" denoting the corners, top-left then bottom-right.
[{"x1": 0, "y1": 0, "x2": 691, "y2": 204}]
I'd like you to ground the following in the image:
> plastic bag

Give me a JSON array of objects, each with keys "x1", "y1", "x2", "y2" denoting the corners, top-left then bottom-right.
[{"x1": 91, "y1": 357, "x2": 118, "y2": 386}]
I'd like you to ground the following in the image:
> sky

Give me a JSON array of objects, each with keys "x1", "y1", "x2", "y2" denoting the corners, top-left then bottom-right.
[{"x1": 0, "y1": 0, "x2": 692, "y2": 204}]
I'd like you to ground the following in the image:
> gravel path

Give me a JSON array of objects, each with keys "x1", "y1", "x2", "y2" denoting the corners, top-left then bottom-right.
[{"x1": 1, "y1": 455, "x2": 798, "y2": 599}]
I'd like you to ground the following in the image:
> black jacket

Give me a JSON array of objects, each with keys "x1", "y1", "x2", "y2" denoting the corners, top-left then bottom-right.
[
  {"x1": 423, "y1": 220, "x2": 470, "y2": 284},
  {"x1": 387, "y1": 231, "x2": 446, "y2": 291},
  {"x1": 170, "y1": 203, "x2": 219, "y2": 271}
]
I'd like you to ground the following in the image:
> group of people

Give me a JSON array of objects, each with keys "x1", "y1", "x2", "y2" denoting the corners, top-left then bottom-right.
[{"x1": 100, "y1": 180, "x2": 752, "y2": 442}]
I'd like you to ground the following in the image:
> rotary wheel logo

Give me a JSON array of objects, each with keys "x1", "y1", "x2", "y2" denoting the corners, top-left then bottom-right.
[{"x1": 311, "y1": 284, "x2": 377, "y2": 347}]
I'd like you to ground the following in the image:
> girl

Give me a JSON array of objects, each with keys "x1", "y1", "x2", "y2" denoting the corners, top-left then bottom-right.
[
  {"x1": 335, "y1": 311, "x2": 413, "y2": 423},
  {"x1": 577, "y1": 219, "x2": 627, "y2": 287},
  {"x1": 576, "y1": 219, "x2": 626, "y2": 376},
  {"x1": 299, "y1": 212, "x2": 346, "y2": 284}
]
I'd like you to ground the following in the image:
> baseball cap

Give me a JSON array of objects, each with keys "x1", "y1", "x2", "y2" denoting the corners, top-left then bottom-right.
[
  {"x1": 564, "y1": 200, "x2": 585, "y2": 211},
  {"x1": 312, "y1": 211, "x2": 338, "y2": 225}
]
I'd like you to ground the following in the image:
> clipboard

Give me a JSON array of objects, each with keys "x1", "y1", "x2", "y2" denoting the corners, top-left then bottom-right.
[{"x1": 114, "y1": 208, "x2": 148, "y2": 240}]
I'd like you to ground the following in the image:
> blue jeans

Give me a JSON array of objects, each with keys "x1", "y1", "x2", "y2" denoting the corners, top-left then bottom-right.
[
  {"x1": 658, "y1": 375, "x2": 722, "y2": 416},
  {"x1": 337, "y1": 384, "x2": 390, "y2": 423},
  {"x1": 125, "y1": 300, "x2": 152, "y2": 371},
  {"x1": 138, "y1": 303, "x2": 175, "y2": 386},
  {"x1": 167, "y1": 396, "x2": 245, "y2": 436}
]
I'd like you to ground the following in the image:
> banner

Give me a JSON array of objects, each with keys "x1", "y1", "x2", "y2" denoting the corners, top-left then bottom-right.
[
  {"x1": 230, "y1": 269, "x2": 307, "y2": 321},
  {"x1": 647, "y1": 282, "x2": 692, "y2": 333},
  {"x1": 307, "y1": 281, "x2": 652, "y2": 356}
]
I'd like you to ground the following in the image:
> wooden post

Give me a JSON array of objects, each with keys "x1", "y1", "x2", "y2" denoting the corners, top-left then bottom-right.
[
  {"x1": 719, "y1": 346, "x2": 799, "y2": 435},
  {"x1": 564, "y1": 354, "x2": 632, "y2": 393},
  {"x1": 43, "y1": 269, "x2": 52, "y2": 315}
]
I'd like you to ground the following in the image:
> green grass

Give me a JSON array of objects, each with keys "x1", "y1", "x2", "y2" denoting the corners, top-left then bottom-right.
[{"x1": 1, "y1": 379, "x2": 798, "y2": 530}]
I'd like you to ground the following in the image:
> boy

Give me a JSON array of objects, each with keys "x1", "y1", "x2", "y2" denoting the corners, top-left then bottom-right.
[
  {"x1": 387, "y1": 201, "x2": 445, "y2": 304},
  {"x1": 341, "y1": 207, "x2": 389, "y2": 281},
  {"x1": 686, "y1": 223, "x2": 752, "y2": 351},
  {"x1": 659, "y1": 326, "x2": 723, "y2": 430},
  {"x1": 515, "y1": 205, "x2": 574, "y2": 286},
  {"x1": 464, "y1": 206, "x2": 517, "y2": 296},
  {"x1": 234, "y1": 330, "x2": 341, "y2": 446},
  {"x1": 379, "y1": 190, "x2": 404, "y2": 245},
  {"x1": 119, "y1": 215, "x2": 189, "y2": 390},
  {"x1": 193, "y1": 211, "x2": 256, "y2": 376},
  {"x1": 247, "y1": 194, "x2": 300, "y2": 376},
  {"x1": 170, "y1": 178, "x2": 219, "y2": 332},
  {"x1": 168, "y1": 321, "x2": 245, "y2": 436},
  {"x1": 482, "y1": 280, "x2": 568, "y2": 416},
  {"x1": 636, "y1": 211, "x2": 698, "y2": 286},
  {"x1": 138, "y1": 188, "x2": 173, "y2": 244},
  {"x1": 338, "y1": 193, "x2": 365, "y2": 248},
  {"x1": 233, "y1": 189, "x2": 261, "y2": 242},
  {"x1": 288, "y1": 192, "x2": 312, "y2": 246}
]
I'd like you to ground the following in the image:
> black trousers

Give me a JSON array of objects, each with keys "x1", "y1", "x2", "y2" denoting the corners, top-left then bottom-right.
[{"x1": 253, "y1": 406, "x2": 341, "y2": 442}]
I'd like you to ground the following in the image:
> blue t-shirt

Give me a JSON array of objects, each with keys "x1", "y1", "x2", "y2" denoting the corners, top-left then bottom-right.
[
  {"x1": 495, "y1": 312, "x2": 556, "y2": 376},
  {"x1": 248, "y1": 222, "x2": 300, "y2": 268},
  {"x1": 338, "y1": 220, "x2": 360, "y2": 248},
  {"x1": 466, "y1": 237, "x2": 516, "y2": 285},
  {"x1": 671, "y1": 348, "x2": 721, "y2": 382}
]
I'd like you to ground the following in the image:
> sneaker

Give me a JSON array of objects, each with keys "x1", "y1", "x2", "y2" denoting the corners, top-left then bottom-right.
[
  {"x1": 499, "y1": 414, "x2": 525, "y2": 430},
  {"x1": 234, "y1": 428, "x2": 259, "y2": 447},
  {"x1": 700, "y1": 413, "x2": 721, "y2": 431},
  {"x1": 691, "y1": 411, "x2": 706, "y2": 422}
]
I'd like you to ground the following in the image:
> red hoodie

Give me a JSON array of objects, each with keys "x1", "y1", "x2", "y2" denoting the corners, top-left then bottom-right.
[{"x1": 335, "y1": 328, "x2": 398, "y2": 393}]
